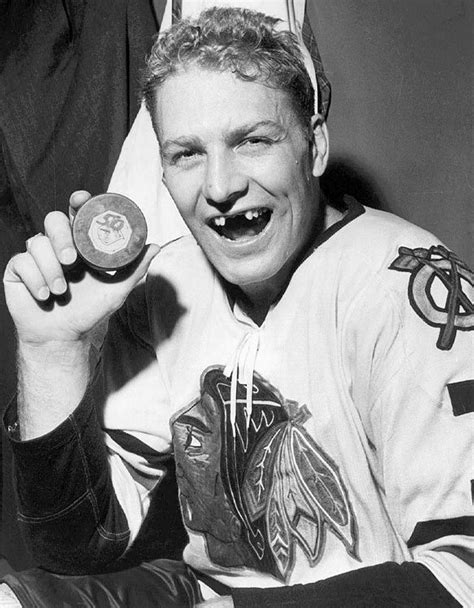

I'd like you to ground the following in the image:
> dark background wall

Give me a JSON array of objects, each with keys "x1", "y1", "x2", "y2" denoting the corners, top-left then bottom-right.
[{"x1": 312, "y1": 0, "x2": 472, "y2": 266}]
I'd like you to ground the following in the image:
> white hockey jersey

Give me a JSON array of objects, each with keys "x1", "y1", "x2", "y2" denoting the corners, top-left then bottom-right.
[{"x1": 101, "y1": 201, "x2": 473, "y2": 605}]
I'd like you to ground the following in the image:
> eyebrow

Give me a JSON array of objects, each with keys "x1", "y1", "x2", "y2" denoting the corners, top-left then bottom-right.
[
  {"x1": 161, "y1": 120, "x2": 285, "y2": 156},
  {"x1": 228, "y1": 120, "x2": 286, "y2": 140}
]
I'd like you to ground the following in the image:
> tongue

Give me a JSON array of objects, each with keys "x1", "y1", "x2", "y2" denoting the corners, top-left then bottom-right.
[{"x1": 221, "y1": 212, "x2": 269, "y2": 241}]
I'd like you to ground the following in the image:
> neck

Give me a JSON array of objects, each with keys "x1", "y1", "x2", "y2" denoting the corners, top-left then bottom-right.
[
  {"x1": 231, "y1": 199, "x2": 345, "y2": 325},
  {"x1": 235, "y1": 279, "x2": 285, "y2": 325}
]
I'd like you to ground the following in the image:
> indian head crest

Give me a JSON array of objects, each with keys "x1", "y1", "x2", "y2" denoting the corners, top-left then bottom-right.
[{"x1": 172, "y1": 366, "x2": 359, "y2": 582}]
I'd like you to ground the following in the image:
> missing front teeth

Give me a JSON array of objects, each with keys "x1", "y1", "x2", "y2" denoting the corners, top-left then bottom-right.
[
  {"x1": 211, "y1": 208, "x2": 268, "y2": 228},
  {"x1": 210, "y1": 208, "x2": 271, "y2": 240}
]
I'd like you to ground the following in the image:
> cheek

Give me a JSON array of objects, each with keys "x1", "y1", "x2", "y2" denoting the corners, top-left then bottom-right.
[
  {"x1": 286, "y1": 159, "x2": 315, "y2": 215},
  {"x1": 164, "y1": 171, "x2": 200, "y2": 220},
  {"x1": 256, "y1": 150, "x2": 312, "y2": 199}
]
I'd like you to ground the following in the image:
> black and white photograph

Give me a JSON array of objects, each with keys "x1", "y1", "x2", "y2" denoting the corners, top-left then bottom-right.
[{"x1": 0, "y1": 1, "x2": 472, "y2": 606}]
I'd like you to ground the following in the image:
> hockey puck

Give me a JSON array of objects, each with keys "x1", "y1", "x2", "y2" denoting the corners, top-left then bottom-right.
[{"x1": 72, "y1": 193, "x2": 147, "y2": 271}]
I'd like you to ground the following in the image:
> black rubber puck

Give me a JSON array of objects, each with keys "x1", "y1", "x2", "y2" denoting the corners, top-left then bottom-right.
[{"x1": 72, "y1": 193, "x2": 147, "y2": 271}]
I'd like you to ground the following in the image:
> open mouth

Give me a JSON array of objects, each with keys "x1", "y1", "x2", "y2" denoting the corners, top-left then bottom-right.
[{"x1": 208, "y1": 208, "x2": 272, "y2": 241}]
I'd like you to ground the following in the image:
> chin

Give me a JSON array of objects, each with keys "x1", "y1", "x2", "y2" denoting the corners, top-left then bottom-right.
[{"x1": 222, "y1": 263, "x2": 288, "y2": 296}]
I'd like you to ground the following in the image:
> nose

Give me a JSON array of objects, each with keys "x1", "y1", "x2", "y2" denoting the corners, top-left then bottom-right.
[{"x1": 202, "y1": 149, "x2": 248, "y2": 207}]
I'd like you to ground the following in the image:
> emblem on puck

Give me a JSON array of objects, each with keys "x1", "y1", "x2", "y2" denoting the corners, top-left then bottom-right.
[
  {"x1": 88, "y1": 211, "x2": 132, "y2": 254},
  {"x1": 72, "y1": 193, "x2": 147, "y2": 271}
]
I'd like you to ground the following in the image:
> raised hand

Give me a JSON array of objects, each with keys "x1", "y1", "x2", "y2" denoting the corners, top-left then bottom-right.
[
  {"x1": 3, "y1": 191, "x2": 159, "y2": 440},
  {"x1": 4, "y1": 191, "x2": 159, "y2": 346}
]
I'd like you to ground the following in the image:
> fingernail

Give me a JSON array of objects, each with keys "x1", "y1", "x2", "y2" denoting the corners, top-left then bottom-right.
[
  {"x1": 60, "y1": 247, "x2": 77, "y2": 265},
  {"x1": 38, "y1": 287, "x2": 50, "y2": 300},
  {"x1": 53, "y1": 278, "x2": 67, "y2": 294}
]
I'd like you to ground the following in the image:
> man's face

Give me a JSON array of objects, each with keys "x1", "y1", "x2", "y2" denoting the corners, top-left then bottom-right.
[{"x1": 155, "y1": 68, "x2": 326, "y2": 299}]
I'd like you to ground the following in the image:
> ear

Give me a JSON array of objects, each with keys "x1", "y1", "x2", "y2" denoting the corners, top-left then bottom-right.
[{"x1": 310, "y1": 115, "x2": 329, "y2": 177}]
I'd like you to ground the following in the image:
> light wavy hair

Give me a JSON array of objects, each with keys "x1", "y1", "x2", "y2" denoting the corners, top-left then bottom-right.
[{"x1": 142, "y1": 6, "x2": 315, "y2": 130}]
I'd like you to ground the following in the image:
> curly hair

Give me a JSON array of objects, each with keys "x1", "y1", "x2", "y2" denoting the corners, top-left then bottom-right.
[{"x1": 142, "y1": 7, "x2": 316, "y2": 130}]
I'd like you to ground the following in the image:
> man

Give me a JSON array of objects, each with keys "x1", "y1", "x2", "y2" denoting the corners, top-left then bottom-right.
[{"x1": 1, "y1": 7, "x2": 472, "y2": 607}]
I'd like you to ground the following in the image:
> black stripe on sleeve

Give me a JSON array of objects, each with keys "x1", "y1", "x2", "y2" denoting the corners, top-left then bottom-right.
[
  {"x1": 447, "y1": 380, "x2": 474, "y2": 416},
  {"x1": 407, "y1": 516, "x2": 474, "y2": 548},
  {"x1": 231, "y1": 562, "x2": 460, "y2": 608}
]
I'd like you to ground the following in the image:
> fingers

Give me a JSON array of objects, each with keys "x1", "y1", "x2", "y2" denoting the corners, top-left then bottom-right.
[
  {"x1": 25, "y1": 234, "x2": 68, "y2": 298},
  {"x1": 5, "y1": 251, "x2": 63, "y2": 302},
  {"x1": 4, "y1": 198, "x2": 80, "y2": 302},
  {"x1": 44, "y1": 211, "x2": 77, "y2": 265},
  {"x1": 45, "y1": 190, "x2": 91, "y2": 260},
  {"x1": 69, "y1": 190, "x2": 91, "y2": 220},
  {"x1": 5, "y1": 230, "x2": 73, "y2": 302},
  {"x1": 8, "y1": 206, "x2": 79, "y2": 301},
  {"x1": 4, "y1": 253, "x2": 50, "y2": 301}
]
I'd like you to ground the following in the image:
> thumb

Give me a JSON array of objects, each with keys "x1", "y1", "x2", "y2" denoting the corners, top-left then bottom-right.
[{"x1": 125, "y1": 243, "x2": 161, "y2": 287}]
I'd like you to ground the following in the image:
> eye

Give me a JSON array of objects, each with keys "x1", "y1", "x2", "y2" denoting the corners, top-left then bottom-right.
[
  {"x1": 237, "y1": 136, "x2": 273, "y2": 155},
  {"x1": 184, "y1": 425, "x2": 203, "y2": 451},
  {"x1": 172, "y1": 149, "x2": 201, "y2": 166},
  {"x1": 244, "y1": 137, "x2": 270, "y2": 147}
]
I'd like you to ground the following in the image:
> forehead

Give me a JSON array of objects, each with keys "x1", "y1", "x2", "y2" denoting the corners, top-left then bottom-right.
[{"x1": 154, "y1": 67, "x2": 299, "y2": 141}]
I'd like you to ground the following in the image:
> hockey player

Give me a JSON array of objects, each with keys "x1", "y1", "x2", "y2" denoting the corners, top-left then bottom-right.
[{"x1": 2, "y1": 7, "x2": 472, "y2": 607}]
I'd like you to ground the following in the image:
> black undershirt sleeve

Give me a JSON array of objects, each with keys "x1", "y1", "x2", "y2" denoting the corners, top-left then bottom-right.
[
  {"x1": 231, "y1": 561, "x2": 460, "y2": 608},
  {"x1": 3, "y1": 368, "x2": 131, "y2": 575}
]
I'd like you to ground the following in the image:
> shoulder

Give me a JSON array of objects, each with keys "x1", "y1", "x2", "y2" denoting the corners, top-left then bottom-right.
[
  {"x1": 320, "y1": 203, "x2": 473, "y2": 398},
  {"x1": 304, "y1": 203, "x2": 447, "y2": 319},
  {"x1": 342, "y1": 206, "x2": 472, "y2": 344},
  {"x1": 323, "y1": 203, "x2": 442, "y2": 276},
  {"x1": 316, "y1": 202, "x2": 472, "y2": 315}
]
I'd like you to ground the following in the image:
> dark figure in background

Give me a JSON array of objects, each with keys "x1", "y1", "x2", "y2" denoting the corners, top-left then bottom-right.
[{"x1": 0, "y1": 0, "x2": 160, "y2": 569}]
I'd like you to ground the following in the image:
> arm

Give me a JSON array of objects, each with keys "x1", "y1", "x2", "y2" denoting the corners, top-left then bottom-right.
[
  {"x1": 5, "y1": 368, "x2": 131, "y2": 574},
  {"x1": 4, "y1": 299, "x2": 170, "y2": 574},
  {"x1": 3, "y1": 191, "x2": 160, "y2": 572},
  {"x1": 16, "y1": 339, "x2": 90, "y2": 440},
  {"x1": 195, "y1": 563, "x2": 459, "y2": 607},
  {"x1": 4, "y1": 191, "x2": 159, "y2": 440},
  {"x1": 230, "y1": 562, "x2": 460, "y2": 607},
  {"x1": 337, "y1": 247, "x2": 473, "y2": 606}
]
